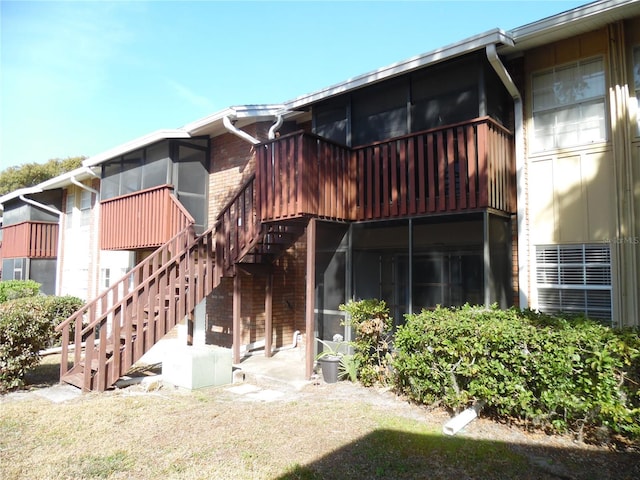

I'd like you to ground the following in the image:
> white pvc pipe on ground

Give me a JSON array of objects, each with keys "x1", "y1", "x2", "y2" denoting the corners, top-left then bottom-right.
[{"x1": 442, "y1": 401, "x2": 485, "y2": 436}]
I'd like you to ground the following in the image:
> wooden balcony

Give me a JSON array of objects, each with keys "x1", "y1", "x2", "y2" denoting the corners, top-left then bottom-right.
[
  {"x1": 257, "y1": 117, "x2": 515, "y2": 223},
  {"x1": 0, "y1": 221, "x2": 59, "y2": 258},
  {"x1": 100, "y1": 185, "x2": 195, "y2": 250}
]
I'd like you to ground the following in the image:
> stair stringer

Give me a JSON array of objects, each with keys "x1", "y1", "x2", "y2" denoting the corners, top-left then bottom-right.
[{"x1": 57, "y1": 225, "x2": 219, "y2": 392}]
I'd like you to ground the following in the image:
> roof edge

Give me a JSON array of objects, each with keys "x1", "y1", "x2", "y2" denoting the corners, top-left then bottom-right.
[
  {"x1": 509, "y1": 0, "x2": 640, "y2": 42},
  {"x1": 83, "y1": 129, "x2": 191, "y2": 168},
  {"x1": 284, "y1": 28, "x2": 513, "y2": 110}
]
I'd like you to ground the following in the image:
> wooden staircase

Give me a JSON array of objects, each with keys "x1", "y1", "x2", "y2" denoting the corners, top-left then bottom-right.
[{"x1": 56, "y1": 175, "x2": 305, "y2": 392}]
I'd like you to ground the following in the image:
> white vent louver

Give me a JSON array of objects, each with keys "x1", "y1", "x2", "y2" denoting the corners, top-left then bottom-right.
[{"x1": 536, "y1": 244, "x2": 612, "y2": 323}]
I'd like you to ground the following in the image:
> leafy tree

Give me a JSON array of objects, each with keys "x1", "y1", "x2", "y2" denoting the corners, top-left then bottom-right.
[{"x1": 0, "y1": 156, "x2": 85, "y2": 196}]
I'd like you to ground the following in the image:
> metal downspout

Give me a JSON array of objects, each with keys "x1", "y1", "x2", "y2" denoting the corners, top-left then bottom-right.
[
  {"x1": 19, "y1": 194, "x2": 64, "y2": 294},
  {"x1": 70, "y1": 177, "x2": 99, "y2": 195},
  {"x1": 268, "y1": 114, "x2": 284, "y2": 140},
  {"x1": 486, "y1": 44, "x2": 528, "y2": 309},
  {"x1": 18, "y1": 194, "x2": 63, "y2": 217},
  {"x1": 222, "y1": 115, "x2": 261, "y2": 145}
]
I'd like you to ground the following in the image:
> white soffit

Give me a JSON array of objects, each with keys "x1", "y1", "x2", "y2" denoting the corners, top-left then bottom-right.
[{"x1": 284, "y1": 29, "x2": 513, "y2": 110}]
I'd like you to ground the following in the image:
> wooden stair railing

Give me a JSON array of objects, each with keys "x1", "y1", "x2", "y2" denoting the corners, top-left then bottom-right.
[
  {"x1": 214, "y1": 174, "x2": 306, "y2": 277},
  {"x1": 56, "y1": 224, "x2": 217, "y2": 391},
  {"x1": 57, "y1": 162, "x2": 307, "y2": 392}
]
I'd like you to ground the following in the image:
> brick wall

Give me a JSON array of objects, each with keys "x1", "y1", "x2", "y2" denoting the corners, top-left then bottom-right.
[
  {"x1": 208, "y1": 121, "x2": 273, "y2": 225},
  {"x1": 205, "y1": 228, "x2": 308, "y2": 350},
  {"x1": 511, "y1": 213, "x2": 519, "y2": 307}
]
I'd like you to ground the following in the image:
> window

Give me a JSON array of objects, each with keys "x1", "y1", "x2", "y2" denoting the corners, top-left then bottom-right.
[
  {"x1": 634, "y1": 46, "x2": 640, "y2": 135},
  {"x1": 65, "y1": 193, "x2": 75, "y2": 213},
  {"x1": 536, "y1": 244, "x2": 612, "y2": 323},
  {"x1": 65, "y1": 193, "x2": 75, "y2": 229},
  {"x1": 80, "y1": 190, "x2": 92, "y2": 227},
  {"x1": 101, "y1": 268, "x2": 111, "y2": 289},
  {"x1": 352, "y1": 77, "x2": 408, "y2": 146},
  {"x1": 532, "y1": 58, "x2": 606, "y2": 151},
  {"x1": 2, "y1": 258, "x2": 26, "y2": 281}
]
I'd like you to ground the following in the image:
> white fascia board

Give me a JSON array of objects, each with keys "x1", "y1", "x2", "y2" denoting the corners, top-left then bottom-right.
[
  {"x1": 183, "y1": 105, "x2": 285, "y2": 136},
  {"x1": 35, "y1": 166, "x2": 99, "y2": 191},
  {"x1": 0, "y1": 186, "x2": 43, "y2": 208},
  {"x1": 181, "y1": 107, "x2": 236, "y2": 134},
  {"x1": 0, "y1": 166, "x2": 100, "y2": 209},
  {"x1": 506, "y1": 0, "x2": 640, "y2": 51},
  {"x1": 231, "y1": 104, "x2": 286, "y2": 119},
  {"x1": 82, "y1": 129, "x2": 191, "y2": 168},
  {"x1": 284, "y1": 29, "x2": 513, "y2": 110},
  {"x1": 81, "y1": 105, "x2": 285, "y2": 169}
]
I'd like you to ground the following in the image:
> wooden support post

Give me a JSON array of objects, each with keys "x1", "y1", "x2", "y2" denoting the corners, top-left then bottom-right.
[
  {"x1": 265, "y1": 273, "x2": 273, "y2": 358},
  {"x1": 305, "y1": 219, "x2": 316, "y2": 379},
  {"x1": 187, "y1": 312, "x2": 194, "y2": 346},
  {"x1": 483, "y1": 210, "x2": 491, "y2": 308},
  {"x1": 233, "y1": 272, "x2": 241, "y2": 364}
]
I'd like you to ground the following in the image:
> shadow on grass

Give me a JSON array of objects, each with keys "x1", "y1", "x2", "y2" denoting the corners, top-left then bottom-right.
[
  {"x1": 23, "y1": 356, "x2": 65, "y2": 389},
  {"x1": 275, "y1": 429, "x2": 640, "y2": 480}
]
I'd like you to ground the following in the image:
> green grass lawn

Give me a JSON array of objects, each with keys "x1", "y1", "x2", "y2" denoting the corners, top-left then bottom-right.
[{"x1": 1, "y1": 357, "x2": 638, "y2": 480}]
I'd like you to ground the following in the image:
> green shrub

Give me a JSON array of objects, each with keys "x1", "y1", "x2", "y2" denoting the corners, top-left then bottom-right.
[
  {"x1": 0, "y1": 295, "x2": 83, "y2": 392},
  {"x1": 0, "y1": 280, "x2": 41, "y2": 303},
  {"x1": 340, "y1": 299, "x2": 394, "y2": 386},
  {"x1": 392, "y1": 304, "x2": 640, "y2": 443}
]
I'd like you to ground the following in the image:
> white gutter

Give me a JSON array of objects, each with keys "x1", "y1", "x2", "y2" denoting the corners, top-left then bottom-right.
[
  {"x1": 486, "y1": 44, "x2": 528, "y2": 309},
  {"x1": 222, "y1": 115, "x2": 261, "y2": 145},
  {"x1": 268, "y1": 114, "x2": 284, "y2": 140}
]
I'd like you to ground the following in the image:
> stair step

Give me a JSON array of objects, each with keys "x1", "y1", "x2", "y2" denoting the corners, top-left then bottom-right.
[{"x1": 61, "y1": 371, "x2": 86, "y2": 389}]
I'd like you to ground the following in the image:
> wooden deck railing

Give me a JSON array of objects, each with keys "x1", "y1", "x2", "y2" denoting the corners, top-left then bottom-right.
[
  {"x1": 100, "y1": 184, "x2": 195, "y2": 250},
  {"x1": 257, "y1": 117, "x2": 515, "y2": 222},
  {"x1": 0, "y1": 221, "x2": 59, "y2": 258},
  {"x1": 257, "y1": 133, "x2": 355, "y2": 222},
  {"x1": 56, "y1": 223, "x2": 218, "y2": 391}
]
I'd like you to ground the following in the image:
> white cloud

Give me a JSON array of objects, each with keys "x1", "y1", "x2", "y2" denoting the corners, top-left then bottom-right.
[{"x1": 166, "y1": 79, "x2": 214, "y2": 111}]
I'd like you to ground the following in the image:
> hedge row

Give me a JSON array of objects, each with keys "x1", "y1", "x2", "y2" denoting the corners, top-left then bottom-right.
[
  {"x1": 0, "y1": 279, "x2": 41, "y2": 303},
  {"x1": 0, "y1": 295, "x2": 83, "y2": 392},
  {"x1": 391, "y1": 304, "x2": 640, "y2": 442}
]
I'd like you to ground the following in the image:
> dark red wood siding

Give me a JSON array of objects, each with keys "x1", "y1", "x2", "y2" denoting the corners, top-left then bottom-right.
[
  {"x1": 100, "y1": 185, "x2": 195, "y2": 250},
  {"x1": 257, "y1": 117, "x2": 515, "y2": 223},
  {"x1": 0, "y1": 221, "x2": 59, "y2": 258}
]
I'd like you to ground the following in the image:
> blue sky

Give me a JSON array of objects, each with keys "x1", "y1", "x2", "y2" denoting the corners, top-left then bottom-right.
[{"x1": 1, "y1": 0, "x2": 588, "y2": 170}]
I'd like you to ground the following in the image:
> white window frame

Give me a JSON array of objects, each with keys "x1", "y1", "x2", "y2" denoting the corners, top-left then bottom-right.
[
  {"x1": 101, "y1": 268, "x2": 111, "y2": 289},
  {"x1": 65, "y1": 193, "x2": 75, "y2": 229},
  {"x1": 536, "y1": 244, "x2": 612, "y2": 323},
  {"x1": 80, "y1": 190, "x2": 92, "y2": 227},
  {"x1": 531, "y1": 57, "x2": 607, "y2": 152}
]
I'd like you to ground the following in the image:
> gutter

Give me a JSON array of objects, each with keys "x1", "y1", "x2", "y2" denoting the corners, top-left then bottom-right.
[{"x1": 486, "y1": 43, "x2": 529, "y2": 309}]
